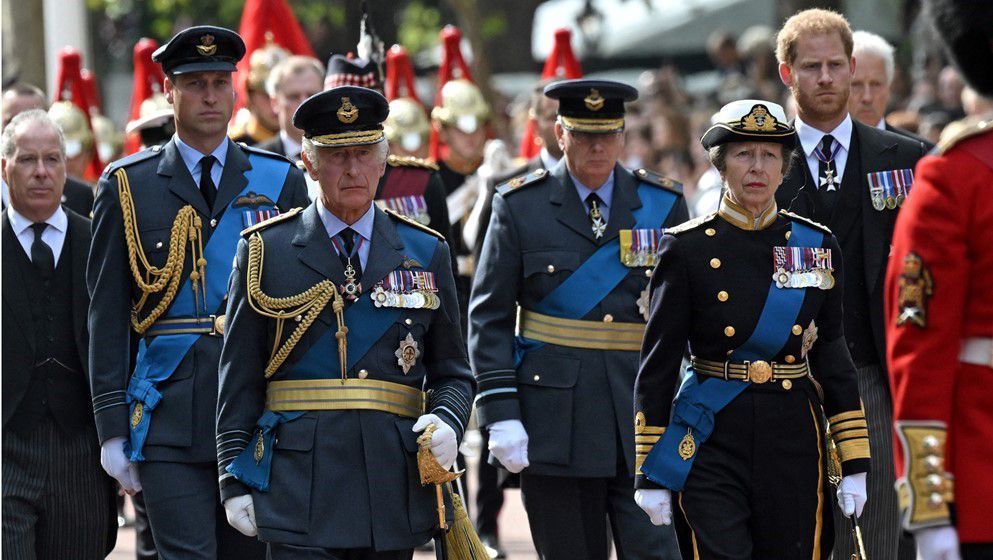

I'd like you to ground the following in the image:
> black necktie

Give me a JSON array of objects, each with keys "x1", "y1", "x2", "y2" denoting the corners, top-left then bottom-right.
[
  {"x1": 585, "y1": 192, "x2": 606, "y2": 239},
  {"x1": 337, "y1": 228, "x2": 363, "y2": 280},
  {"x1": 30, "y1": 222, "x2": 54, "y2": 279},
  {"x1": 199, "y1": 156, "x2": 217, "y2": 212}
]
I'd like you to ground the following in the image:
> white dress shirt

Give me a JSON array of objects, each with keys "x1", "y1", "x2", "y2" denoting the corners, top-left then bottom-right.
[
  {"x1": 7, "y1": 205, "x2": 68, "y2": 265},
  {"x1": 279, "y1": 130, "x2": 302, "y2": 161},
  {"x1": 174, "y1": 135, "x2": 227, "y2": 187},
  {"x1": 795, "y1": 113, "x2": 853, "y2": 188},
  {"x1": 317, "y1": 202, "x2": 375, "y2": 271},
  {"x1": 570, "y1": 170, "x2": 615, "y2": 223}
]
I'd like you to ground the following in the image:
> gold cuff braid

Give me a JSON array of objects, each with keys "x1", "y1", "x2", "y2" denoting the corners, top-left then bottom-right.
[
  {"x1": 895, "y1": 421, "x2": 954, "y2": 531},
  {"x1": 635, "y1": 411, "x2": 665, "y2": 475},
  {"x1": 116, "y1": 168, "x2": 206, "y2": 333}
]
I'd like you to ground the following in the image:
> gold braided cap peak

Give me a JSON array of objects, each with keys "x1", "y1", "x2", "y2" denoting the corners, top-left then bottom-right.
[
  {"x1": 240, "y1": 206, "x2": 303, "y2": 237},
  {"x1": 383, "y1": 208, "x2": 445, "y2": 240},
  {"x1": 387, "y1": 154, "x2": 439, "y2": 171}
]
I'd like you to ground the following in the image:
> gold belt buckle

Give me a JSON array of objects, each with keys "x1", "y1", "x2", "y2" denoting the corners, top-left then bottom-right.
[
  {"x1": 210, "y1": 314, "x2": 226, "y2": 336},
  {"x1": 746, "y1": 360, "x2": 772, "y2": 384}
]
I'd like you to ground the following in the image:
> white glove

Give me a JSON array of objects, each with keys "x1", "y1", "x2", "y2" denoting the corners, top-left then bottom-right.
[
  {"x1": 914, "y1": 526, "x2": 961, "y2": 560},
  {"x1": 223, "y1": 495, "x2": 258, "y2": 537},
  {"x1": 100, "y1": 436, "x2": 141, "y2": 495},
  {"x1": 836, "y1": 472, "x2": 868, "y2": 517},
  {"x1": 635, "y1": 489, "x2": 673, "y2": 526},
  {"x1": 412, "y1": 414, "x2": 458, "y2": 470},
  {"x1": 487, "y1": 419, "x2": 529, "y2": 474}
]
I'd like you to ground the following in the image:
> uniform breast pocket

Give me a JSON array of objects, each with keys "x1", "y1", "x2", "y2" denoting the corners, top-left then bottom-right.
[
  {"x1": 521, "y1": 250, "x2": 581, "y2": 301},
  {"x1": 516, "y1": 350, "x2": 581, "y2": 466},
  {"x1": 137, "y1": 226, "x2": 172, "y2": 268}
]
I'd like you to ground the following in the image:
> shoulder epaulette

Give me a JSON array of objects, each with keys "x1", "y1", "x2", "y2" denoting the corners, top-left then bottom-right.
[
  {"x1": 664, "y1": 212, "x2": 717, "y2": 235},
  {"x1": 779, "y1": 210, "x2": 832, "y2": 234},
  {"x1": 496, "y1": 168, "x2": 549, "y2": 196},
  {"x1": 104, "y1": 145, "x2": 162, "y2": 175},
  {"x1": 937, "y1": 117, "x2": 992, "y2": 155},
  {"x1": 387, "y1": 154, "x2": 439, "y2": 171},
  {"x1": 383, "y1": 208, "x2": 445, "y2": 240},
  {"x1": 239, "y1": 143, "x2": 296, "y2": 165},
  {"x1": 241, "y1": 207, "x2": 303, "y2": 237},
  {"x1": 634, "y1": 168, "x2": 683, "y2": 195},
  {"x1": 295, "y1": 160, "x2": 306, "y2": 170}
]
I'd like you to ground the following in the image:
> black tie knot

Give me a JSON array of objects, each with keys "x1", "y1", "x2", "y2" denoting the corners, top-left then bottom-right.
[
  {"x1": 29, "y1": 222, "x2": 54, "y2": 279},
  {"x1": 820, "y1": 134, "x2": 835, "y2": 154},
  {"x1": 585, "y1": 192, "x2": 603, "y2": 210},
  {"x1": 339, "y1": 228, "x2": 357, "y2": 254},
  {"x1": 30, "y1": 222, "x2": 47, "y2": 239}
]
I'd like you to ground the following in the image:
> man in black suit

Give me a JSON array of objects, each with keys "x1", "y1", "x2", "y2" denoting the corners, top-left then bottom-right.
[
  {"x1": 1, "y1": 109, "x2": 117, "y2": 559},
  {"x1": 254, "y1": 55, "x2": 325, "y2": 162},
  {"x1": 774, "y1": 10, "x2": 926, "y2": 559},
  {"x1": 849, "y1": 31, "x2": 934, "y2": 149},
  {"x1": 1, "y1": 83, "x2": 95, "y2": 217}
]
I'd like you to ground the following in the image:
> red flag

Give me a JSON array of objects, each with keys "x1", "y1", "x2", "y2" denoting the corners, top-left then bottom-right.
[
  {"x1": 430, "y1": 26, "x2": 475, "y2": 161},
  {"x1": 52, "y1": 47, "x2": 103, "y2": 179},
  {"x1": 235, "y1": 0, "x2": 315, "y2": 107},
  {"x1": 124, "y1": 38, "x2": 166, "y2": 154},
  {"x1": 519, "y1": 28, "x2": 583, "y2": 159}
]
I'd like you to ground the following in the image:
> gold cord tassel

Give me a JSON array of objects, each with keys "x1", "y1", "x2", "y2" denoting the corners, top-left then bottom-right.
[{"x1": 443, "y1": 488, "x2": 490, "y2": 560}]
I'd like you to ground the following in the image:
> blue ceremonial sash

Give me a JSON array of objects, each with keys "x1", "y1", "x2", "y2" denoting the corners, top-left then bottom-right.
[
  {"x1": 226, "y1": 220, "x2": 438, "y2": 491},
  {"x1": 125, "y1": 154, "x2": 291, "y2": 461},
  {"x1": 514, "y1": 183, "x2": 678, "y2": 362},
  {"x1": 639, "y1": 220, "x2": 823, "y2": 491}
]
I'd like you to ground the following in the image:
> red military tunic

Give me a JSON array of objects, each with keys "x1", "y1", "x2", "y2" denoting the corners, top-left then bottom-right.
[{"x1": 885, "y1": 118, "x2": 993, "y2": 543}]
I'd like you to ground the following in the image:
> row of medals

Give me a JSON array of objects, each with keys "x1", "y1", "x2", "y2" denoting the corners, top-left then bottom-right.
[
  {"x1": 371, "y1": 286, "x2": 441, "y2": 310},
  {"x1": 871, "y1": 192, "x2": 905, "y2": 211},
  {"x1": 774, "y1": 267, "x2": 835, "y2": 290}
]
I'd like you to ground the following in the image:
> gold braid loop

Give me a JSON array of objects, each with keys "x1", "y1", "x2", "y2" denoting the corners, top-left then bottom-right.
[
  {"x1": 246, "y1": 233, "x2": 348, "y2": 378},
  {"x1": 116, "y1": 168, "x2": 206, "y2": 333}
]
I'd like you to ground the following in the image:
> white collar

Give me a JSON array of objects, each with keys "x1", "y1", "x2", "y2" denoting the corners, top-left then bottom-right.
[
  {"x1": 174, "y1": 134, "x2": 229, "y2": 172},
  {"x1": 279, "y1": 130, "x2": 302, "y2": 158},
  {"x1": 316, "y1": 201, "x2": 376, "y2": 242},
  {"x1": 875, "y1": 118, "x2": 887, "y2": 131},
  {"x1": 795, "y1": 113, "x2": 853, "y2": 157},
  {"x1": 7, "y1": 204, "x2": 68, "y2": 236}
]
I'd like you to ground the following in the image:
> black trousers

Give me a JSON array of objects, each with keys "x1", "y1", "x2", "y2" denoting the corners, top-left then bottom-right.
[
  {"x1": 520, "y1": 467, "x2": 679, "y2": 560},
  {"x1": 133, "y1": 491, "x2": 159, "y2": 559},
  {"x1": 267, "y1": 544, "x2": 413, "y2": 560},
  {"x1": 138, "y1": 461, "x2": 265, "y2": 560},
  {"x1": 963, "y1": 543, "x2": 993, "y2": 560},
  {"x1": 2, "y1": 417, "x2": 116, "y2": 560},
  {"x1": 675, "y1": 388, "x2": 832, "y2": 560},
  {"x1": 474, "y1": 428, "x2": 505, "y2": 539}
]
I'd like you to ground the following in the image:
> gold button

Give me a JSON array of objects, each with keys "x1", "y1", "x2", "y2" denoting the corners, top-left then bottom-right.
[
  {"x1": 603, "y1": 314, "x2": 614, "y2": 323},
  {"x1": 358, "y1": 369, "x2": 369, "y2": 379},
  {"x1": 547, "y1": 264, "x2": 555, "y2": 273},
  {"x1": 645, "y1": 269, "x2": 653, "y2": 278},
  {"x1": 784, "y1": 355, "x2": 796, "y2": 364},
  {"x1": 717, "y1": 291, "x2": 729, "y2": 302},
  {"x1": 210, "y1": 218, "x2": 218, "y2": 227},
  {"x1": 533, "y1": 374, "x2": 541, "y2": 382},
  {"x1": 792, "y1": 324, "x2": 802, "y2": 335},
  {"x1": 724, "y1": 326, "x2": 735, "y2": 337},
  {"x1": 785, "y1": 231, "x2": 792, "y2": 240},
  {"x1": 705, "y1": 228, "x2": 716, "y2": 237},
  {"x1": 155, "y1": 241, "x2": 163, "y2": 249},
  {"x1": 710, "y1": 258, "x2": 721, "y2": 269},
  {"x1": 782, "y1": 379, "x2": 793, "y2": 390},
  {"x1": 404, "y1": 318, "x2": 413, "y2": 326}
]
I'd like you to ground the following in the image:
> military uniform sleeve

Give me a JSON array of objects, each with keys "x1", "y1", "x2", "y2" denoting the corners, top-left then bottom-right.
[
  {"x1": 661, "y1": 196, "x2": 690, "y2": 228},
  {"x1": 807, "y1": 233, "x2": 870, "y2": 476},
  {"x1": 87, "y1": 169, "x2": 135, "y2": 444},
  {"x1": 885, "y1": 152, "x2": 975, "y2": 531},
  {"x1": 634, "y1": 234, "x2": 691, "y2": 489},
  {"x1": 422, "y1": 238, "x2": 475, "y2": 443},
  {"x1": 424, "y1": 172, "x2": 454, "y2": 246},
  {"x1": 216, "y1": 237, "x2": 269, "y2": 502},
  {"x1": 468, "y1": 193, "x2": 524, "y2": 426}
]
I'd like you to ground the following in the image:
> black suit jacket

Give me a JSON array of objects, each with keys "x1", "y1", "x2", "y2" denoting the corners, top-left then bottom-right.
[
  {"x1": 255, "y1": 134, "x2": 289, "y2": 159},
  {"x1": 2, "y1": 208, "x2": 91, "y2": 427},
  {"x1": 63, "y1": 176, "x2": 94, "y2": 217},
  {"x1": 776, "y1": 120, "x2": 927, "y2": 367},
  {"x1": 885, "y1": 122, "x2": 935, "y2": 152}
]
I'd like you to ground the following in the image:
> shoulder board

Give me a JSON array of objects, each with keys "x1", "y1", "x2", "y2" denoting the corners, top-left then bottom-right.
[
  {"x1": 496, "y1": 168, "x2": 549, "y2": 196},
  {"x1": 239, "y1": 143, "x2": 295, "y2": 165},
  {"x1": 779, "y1": 210, "x2": 832, "y2": 235},
  {"x1": 664, "y1": 212, "x2": 717, "y2": 235},
  {"x1": 240, "y1": 207, "x2": 303, "y2": 237},
  {"x1": 104, "y1": 145, "x2": 162, "y2": 174},
  {"x1": 383, "y1": 208, "x2": 445, "y2": 240},
  {"x1": 634, "y1": 168, "x2": 683, "y2": 195},
  {"x1": 387, "y1": 154, "x2": 439, "y2": 171},
  {"x1": 295, "y1": 160, "x2": 306, "y2": 170},
  {"x1": 937, "y1": 117, "x2": 992, "y2": 155}
]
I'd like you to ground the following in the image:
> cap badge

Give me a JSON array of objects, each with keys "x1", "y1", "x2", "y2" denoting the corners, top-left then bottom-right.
[
  {"x1": 196, "y1": 34, "x2": 217, "y2": 56},
  {"x1": 584, "y1": 88, "x2": 605, "y2": 111},
  {"x1": 740, "y1": 104, "x2": 778, "y2": 132},
  {"x1": 337, "y1": 97, "x2": 359, "y2": 124}
]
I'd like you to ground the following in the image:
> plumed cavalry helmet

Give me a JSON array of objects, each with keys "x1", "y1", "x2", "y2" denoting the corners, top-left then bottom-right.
[
  {"x1": 246, "y1": 32, "x2": 290, "y2": 92},
  {"x1": 430, "y1": 79, "x2": 490, "y2": 134},
  {"x1": 92, "y1": 114, "x2": 124, "y2": 162},
  {"x1": 48, "y1": 101, "x2": 93, "y2": 158},
  {"x1": 385, "y1": 98, "x2": 431, "y2": 152}
]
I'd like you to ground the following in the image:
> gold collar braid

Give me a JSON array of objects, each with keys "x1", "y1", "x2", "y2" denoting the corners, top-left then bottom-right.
[
  {"x1": 116, "y1": 168, "x2": 206, "y2": 333},
  {"x1": 718, "y1": 193, "x2": 778, "y2": 231},
  {"x1": 246, "y1": 232, "x2": 349, "y2": 379}
]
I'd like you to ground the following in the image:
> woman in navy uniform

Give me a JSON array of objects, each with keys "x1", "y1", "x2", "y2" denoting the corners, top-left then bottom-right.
[{"x1": 633, "y1": 100, "x2": 870, "y2": 559}]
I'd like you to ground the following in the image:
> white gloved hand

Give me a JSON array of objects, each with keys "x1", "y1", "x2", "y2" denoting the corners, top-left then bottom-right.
[
  {"x1": 837, "y1": 472, "x2": 868, "y2": 517},
  {"x1": 914, "y1": 526, "x2": 961, "y2": 560},
  {"x1": 224, "y1": 495, "x2": 258, "y2": 537},
  {"x1": 487, "y1": 419, "x2": 529, "y2": 474},
  {"x1": 635, "y1": 489, "x2": 673, "y2": 526},
  {"x1": 412, "y1": 414, "x2": 458, "y2": 470},
  {"x1": 100, "y1": 436, "x2": 141, "y2": 495}
]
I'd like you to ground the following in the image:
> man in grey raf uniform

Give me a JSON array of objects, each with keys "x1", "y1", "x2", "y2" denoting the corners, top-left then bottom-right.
[
  {"x1": 87, "y1": 26, "x2": 309, "y2": 559},
  {"x1": 469, "y1": 79, "x2": 688, "y2": 559},
  {"x1": 215, "y1": 86, "x2": 475, "y2": 560}
]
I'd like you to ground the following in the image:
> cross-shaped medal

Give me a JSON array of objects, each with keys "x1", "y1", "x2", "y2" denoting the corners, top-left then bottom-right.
[{"x1": 819, "y1": 167, "x2": 838, "y2": 191}]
